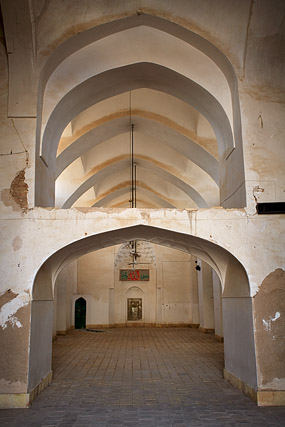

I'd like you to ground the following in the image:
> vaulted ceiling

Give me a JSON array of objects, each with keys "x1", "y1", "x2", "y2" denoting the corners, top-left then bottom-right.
[
  {"x1": 56, "y1": 88, "x2": 219, "y2": 209},
  {"x1": 35, "y1": 17, "x2": 242, "y2": 209}
]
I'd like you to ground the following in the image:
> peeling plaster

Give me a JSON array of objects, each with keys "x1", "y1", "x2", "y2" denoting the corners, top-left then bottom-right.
[
  {"x1": 262, "y1": 312, "x2": 280, "y2": 332},
  {"x1": 10, "y1": 170, "x2": 29, "y2": 212},
  {"x1": 254, "y1": 269, "x2": 285, "y2": 387},
  {"x1": 260, "y1": 377, "x2": 285, "y2": 390},
  {"x1": 1, "y1": 188, "x2": 21, "y2": 212},
  {"x1": 1, "y1": 170, "x2": 29, "y2": 213},
  {"x1": 12, "y1": 236, "x2": 23, "y2": 251},
  {"x1": 0, "y1": 291, "x2": 30, "y2": 329}
]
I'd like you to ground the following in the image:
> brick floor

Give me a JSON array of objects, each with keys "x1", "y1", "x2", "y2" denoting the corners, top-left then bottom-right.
[{"x1": 1, "y1": 328, "x2": 285, "y2": 426}]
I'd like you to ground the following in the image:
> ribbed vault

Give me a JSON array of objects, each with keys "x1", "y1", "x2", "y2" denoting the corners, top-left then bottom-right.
[{"x1": 35, "y1": 14, "x2": 245, "y2": 209}]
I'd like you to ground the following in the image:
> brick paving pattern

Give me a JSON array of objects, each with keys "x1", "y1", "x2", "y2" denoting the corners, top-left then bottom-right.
[{"x1": 1, "y1": 328, "x2": 285, "y2": 426}]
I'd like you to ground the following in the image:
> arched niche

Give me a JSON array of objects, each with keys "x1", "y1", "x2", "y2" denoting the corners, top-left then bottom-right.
[{"x1": 126, "y1": 286, "x2": 144, "y2": 322}]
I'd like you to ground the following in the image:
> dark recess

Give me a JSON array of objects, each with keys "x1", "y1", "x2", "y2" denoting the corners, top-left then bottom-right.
[{"x1": 256, "y1": 202, "x2": 285, "y2": 215}]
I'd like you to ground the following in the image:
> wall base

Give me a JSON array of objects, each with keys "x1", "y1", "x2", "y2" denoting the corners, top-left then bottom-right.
[
  {"x1": 215, "y1": 334, "x2": 224, "y2": 342},
  {"x1": 0, "y1": 393, "x2": 30, "y2": 409},
  {"x1": 224, "y1": 369, "x2": 285, "y2": 406},
  {"x1": 224, "y1": 369, "x2": 257, "y2": 402},
  {"x1": 256, "y1": 390, "x2": 285, "y2": 406},
  {"x1": 113, "y1": 323, "x2": 199, "y2": 328},
  {"x1": 74, "y1": 323, "x2": 201, "y2": 329},
  {"x1": 0, "y1": 372, "x2": 52, "y2": 409},
  {"x1": 86, "y1": 324, "x2": 114, "y2": 329},
  {"x1": 200, "y1": 327, "x2": 215, "y2": 334}
]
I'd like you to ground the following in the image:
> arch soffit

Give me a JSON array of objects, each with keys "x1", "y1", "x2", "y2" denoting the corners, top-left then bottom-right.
[
  {"x1": 75, "y1": 296, "x2": 86, "y2": 303},
  {"x1": 57, "y1": 89, "x2": 215, "y2": 156},
  {"x1": 56, "y1": 114, "x2": 219, "y2": 184},
  {"x1": 112, "y1": 199, "x2": 158, "y2": 209},
  {"x1": 126, "y1": 286, "x2": 145, "y2": 296},
  {"x1": 42, "y1": 26, "x2": 232, "y2": 126},
  {"x1": 38, "y1": 13, "x2": 239, "y2": 126},
  {"x1": 61, "y1": 179, "x2": 176, "y2": 209},
  {"x1": 41, "y1": 62, "x2": 233, "y2": 167},
  {"x1": 57, "y1": 147, "x2": 218, "y2": 208},
  {"x1": 91, "y1": 184, "x2": 181, "y2": 210},
  {"x1": 32, "y1": 225, "x2": 250, "y2": 302},
  {"x1": 61, "y1": 157, "x2": 208, "y2": 209}
]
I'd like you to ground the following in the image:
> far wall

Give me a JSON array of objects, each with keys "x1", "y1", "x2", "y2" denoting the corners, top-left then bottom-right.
[{"x1": 54, "y1": 243, "x2": 223, "y2": 336}]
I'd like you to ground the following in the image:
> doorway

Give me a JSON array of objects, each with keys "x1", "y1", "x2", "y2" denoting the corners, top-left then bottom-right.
[
  {"x1": 127, "y1": 298, "x2": 142, "y2": 321},
  {"x1": 75, "y1": 297, "x2": 86, "y2": 329}
]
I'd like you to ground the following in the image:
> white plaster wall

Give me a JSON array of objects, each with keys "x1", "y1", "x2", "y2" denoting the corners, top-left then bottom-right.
[
  {"x1": 197, "y1": 260, "x2": 215, "y2": 329},
  {"x1": 75, "y1": 243, "x2": 196, "y2": 326},
  {"x1": 161, "y1": 260, "x2": 191, "y2": 324},
  {"x1": 213, "y1": 270, "x2": 223, "y2": 338},
  {"x1": 28, "y1": 301, "x2": 53, "y2": 392},
  {"x1": 52, "y1": 287, "x2": 57, "y2": 339},
  {"x1": 54, "y1": 261, "x2": 78, "y2": 333},
  {"x1": 56, "y1": 279, "x2": 66, "y2": 333},
  {"x1": 223, "y1": 297, "x2": 257, "y2": 389},
  {"x1": 77, "y1": 247, "x2": 114, "y2": 325},
  {"x1": 155, "y1": 245, "x2": 193, "y2": 325},
  {"x1": 66, "y1": 261, "x2": 78, "y2": 329}
]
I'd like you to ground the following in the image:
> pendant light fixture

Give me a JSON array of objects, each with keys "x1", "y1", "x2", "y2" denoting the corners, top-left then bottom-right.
[{"x1": 128, "y1": 91, "x2": 140, "y2": 269}]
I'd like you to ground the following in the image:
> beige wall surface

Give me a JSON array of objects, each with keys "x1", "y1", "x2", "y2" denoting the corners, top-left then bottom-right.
[{"x1": 75, "y1": 244, "x2": 196, "y2": 326}]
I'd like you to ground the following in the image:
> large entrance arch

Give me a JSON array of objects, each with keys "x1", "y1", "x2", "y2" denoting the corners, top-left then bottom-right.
[{"x1": 29, "y1": 225, "x2": 257, "y2": 401}]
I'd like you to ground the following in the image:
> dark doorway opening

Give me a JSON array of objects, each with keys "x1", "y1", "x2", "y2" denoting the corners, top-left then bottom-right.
[
  {"x1": 127, "y1": 298, "x2": 142, "y2": 321},
  {"x1": 75, "y1": 297, "x2": 86, "y2": 329}
]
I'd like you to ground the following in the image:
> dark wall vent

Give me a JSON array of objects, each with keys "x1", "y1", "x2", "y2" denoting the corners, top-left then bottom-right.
[{"x1": 256, "y1": 202, "x2": 285, "y2": 215}]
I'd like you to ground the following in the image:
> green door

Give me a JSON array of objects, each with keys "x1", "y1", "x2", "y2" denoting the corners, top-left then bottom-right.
[{"x1": 75, "y1": 297, "x2": 86, "y2": 329}]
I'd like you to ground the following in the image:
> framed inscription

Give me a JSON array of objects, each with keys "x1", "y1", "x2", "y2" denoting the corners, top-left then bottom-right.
[{"x1": 120, "y1": 269, "x2": 149, "y2": 281}]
